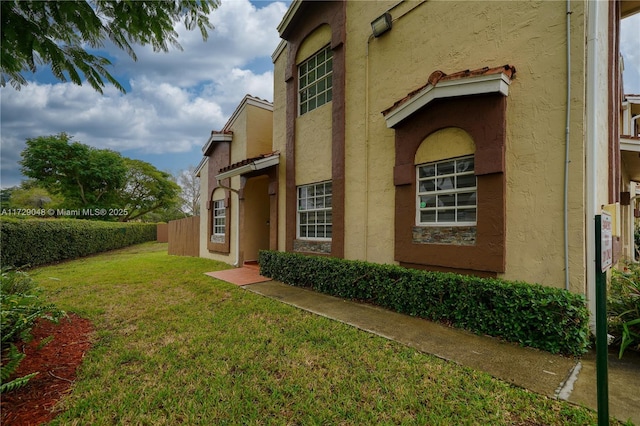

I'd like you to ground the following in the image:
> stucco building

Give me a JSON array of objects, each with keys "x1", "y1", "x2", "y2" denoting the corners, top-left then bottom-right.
[
  {"x1": 196, "y1": 95, "x2": 277, "y2": 266},
  {"x1": 198, "y1": 0, "x2": 640, "y2": 320}
]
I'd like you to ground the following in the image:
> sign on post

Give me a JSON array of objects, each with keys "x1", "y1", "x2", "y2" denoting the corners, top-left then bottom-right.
[{"x1": 601, "y1": 211, "x2": 612, "y2": 272}]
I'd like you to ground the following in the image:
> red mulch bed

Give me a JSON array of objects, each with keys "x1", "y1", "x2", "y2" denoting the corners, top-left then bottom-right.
[{"x1": 1, "y1": 313, "x2": 93, "y2": 426}]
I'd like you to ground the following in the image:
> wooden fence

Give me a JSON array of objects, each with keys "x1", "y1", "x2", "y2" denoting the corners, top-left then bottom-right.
[
  {"x1": 168, "y1": 216, "x2": 200, "y2": 257},
  {"x1": 156, "y1": 223, "x2": 168, "y2": 243}
]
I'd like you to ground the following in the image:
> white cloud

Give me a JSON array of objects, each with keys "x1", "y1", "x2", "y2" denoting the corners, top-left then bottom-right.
[{"x1": 0, "y1": 0, "x2": 288, "y2": 188}]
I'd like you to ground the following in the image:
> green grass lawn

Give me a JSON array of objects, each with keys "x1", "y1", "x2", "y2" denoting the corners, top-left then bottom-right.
[{"x1": 32, "y1": 242, "x2": 600, "y2": 425}]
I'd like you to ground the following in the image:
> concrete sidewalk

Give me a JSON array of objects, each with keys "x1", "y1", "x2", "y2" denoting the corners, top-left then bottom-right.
[{"x1": 244, "y1": 280, "x2": 640, "y2": 424}]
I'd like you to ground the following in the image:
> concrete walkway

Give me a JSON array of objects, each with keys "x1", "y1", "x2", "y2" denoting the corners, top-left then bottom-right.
[{"x1": 242, "y1": 280, "x2": 640, "y2": 424}]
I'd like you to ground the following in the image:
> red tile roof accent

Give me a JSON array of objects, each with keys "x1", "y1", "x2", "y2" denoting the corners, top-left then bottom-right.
[
  {"x1": 218, "y1": 151, "x2": 279, "y2": 174},
  {"x1": 382, "y1": 64, "x2": 516, "y2": 116}
]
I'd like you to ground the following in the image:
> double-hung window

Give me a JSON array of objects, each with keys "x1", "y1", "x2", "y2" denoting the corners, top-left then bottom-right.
[
  {"x1": 297, "y1": 181, "x2": 332, "y2": 239},
  {"x1": 299, "y1": 45, "x2": 333, "y2": 115},
  {"x1": 416, "y1": 156, "x2": 476, "y2": 225},
  {"x1": 213, "y1": 200, "x2": 226, "y2": 235}
]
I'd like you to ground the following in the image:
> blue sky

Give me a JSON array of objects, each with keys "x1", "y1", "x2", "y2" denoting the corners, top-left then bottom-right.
[
  {"x1": 1, "y1": 0, "x2": 290, "y2": 189},
  {"x1": 1, "y1": 2, "x2": 639, "y2": 190}
]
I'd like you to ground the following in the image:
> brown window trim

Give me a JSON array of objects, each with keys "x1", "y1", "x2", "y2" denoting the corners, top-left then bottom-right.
[
  {"x1": 207, "y1": 192, "x2": 231, "y2": 254},
  {"x1": 282, "y1": 0, "x2": 346, "y2": 259},
  {"x1": 393, "y1": 95, "x2": 507, "y2": 274}
]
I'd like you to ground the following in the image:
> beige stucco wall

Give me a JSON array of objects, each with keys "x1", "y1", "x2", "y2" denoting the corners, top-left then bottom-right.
[
  {"x1": 415, "y1": 128, "x2": 475, "y2": 164},
  {"x1": 295, "y1": 103, "x2": 332, "y2": 185},
  {"x1": 229, "y1": 110, "x2": 248, "y2": 165},
  {"x1": 273, "y1": 43, "x2": 288, "y2": 252},
  {"x1": 296, "y1": 24, "x2": 331, "y2": 64},
  {"x1": 247, "y1": 106, "x2": 274, "y2": 158},
  {"x1": 342, "y1": 0, "x2": 589, "y2": 291}
]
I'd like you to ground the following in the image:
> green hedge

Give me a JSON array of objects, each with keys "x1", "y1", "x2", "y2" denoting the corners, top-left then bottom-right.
[
  {"x1": 258, "y1": 250, "x2": 590, "y2": 356},
  {"x1": 1, "y1": 218, "x2": 157, "y2": 268}
]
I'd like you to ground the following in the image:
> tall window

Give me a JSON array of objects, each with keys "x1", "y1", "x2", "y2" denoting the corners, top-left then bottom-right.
[
  {"x1": 297, "y1": 181, "x2": 332, "y2": 239},
  {"x1": 416, "y1": 156, "x2": 476, "y2": 225},
  {"x1": 299, "y1": 45, "x2": 333, "y2": 115},
  {"x1": 213, "y1": 200, "x2": 225, "y2": 235}
]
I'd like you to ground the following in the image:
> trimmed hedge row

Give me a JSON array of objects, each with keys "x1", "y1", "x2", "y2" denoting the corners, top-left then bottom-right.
[
  {"x1": 258, "y1": 250, "x2": 590, "y2": 356},
  {"x1": 1, "y1": 218, "x2": 157, "y2": 268}
]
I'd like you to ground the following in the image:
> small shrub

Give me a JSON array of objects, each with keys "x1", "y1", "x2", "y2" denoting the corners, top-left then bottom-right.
[
  {"x1": 608, "y1": 262, "x2": 640, "y2": 358},
  {"x1": 0, "y1": 268, "x2": 66, "y2": 393},
  {"x1": 258, "y1": 250, "x2": 590, "y2": 356}
]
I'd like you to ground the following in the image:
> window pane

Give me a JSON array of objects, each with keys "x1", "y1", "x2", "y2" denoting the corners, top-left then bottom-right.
[
  {"x1": 419, "y1": 165, "x2": 435, "y2": 178},
  {"x1": 457, "y1": 192, "x2": 476, "y2": 206},
  {"x1": 438, "y1": 209, "x2": 455, "y2": 222},
  {"x1": 420, "y1": 211, "x2": 436, "y2": 223},
  {"x1": 415, "y1": 155, "x2": 476, "y2": 226},
  {"x1": 419, "y1": 180, "x2": 435, "y2": 192},
  {"x1": 419, "y1": 195, "x2": 436, "y2": 208},
  {"x1": 326, "y1": 225, "x2": 332, "y2": 238},
  {"x1": 436, "y1": 177, "x2": 454, "y2": 191},
  {"x1": 456, "y1": 158, "x2": 474, "y2": 173},
  {"x1": 437, "y1": 161, "x2": 455, "y2": 176},
  {"x1": 456, "y1": 174, "x2": 476, "y2": 188},
  {"x1": 439, "y1": 194, "x2": 455, "y2": 207},
  {"x1": 317, "y1": 92, "x2": 326, "y2": 105},
  {"x1": 458, "y1": 208, "x2": 476, "y2": 222},
  {"x1": 326, "y1": 88, "x2": 332, "y2": 102},
  {"x1": 297, "y1": 180, "x2": 332, "y2": 239}
]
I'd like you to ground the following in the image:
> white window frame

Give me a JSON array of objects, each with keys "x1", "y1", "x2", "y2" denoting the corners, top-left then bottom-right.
[
  {"x1": 298, "y1": 45, "x2": 333, "y2": 115},
  {"x1": 297, "y1": 181, "x2": 332, "y2": 240},
  {"x1": 416, "y1": 155, "x2": 477, "y2": 226},
  {"x1": 213, "y1": 200, "x2": 226, "y2": 236}
]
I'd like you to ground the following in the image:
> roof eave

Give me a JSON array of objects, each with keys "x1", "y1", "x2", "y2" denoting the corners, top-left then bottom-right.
[
  {"x1": 277, "y1": 0, "x2": 302, "y2": 37},
  {"x1": 384, "y1": 73, "x2": 512, "y2": 129},
  {"x1": 215, "y1": 154, "x2": 280, "y2": 181},
  {"x1": 202, "y1": 132, "x2": 233, "y2": 155},
  {"x1": 194, "y1": 157, "x2": 208, "y2": 177}
]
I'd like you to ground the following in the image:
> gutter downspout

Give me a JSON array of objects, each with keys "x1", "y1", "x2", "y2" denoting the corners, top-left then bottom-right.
[
  {"x1": 563, "y1": 0, "x2": 572, "y2": 291},
  {"x1": 585, "y1": 0, "x2": 601, "y2": 329}
]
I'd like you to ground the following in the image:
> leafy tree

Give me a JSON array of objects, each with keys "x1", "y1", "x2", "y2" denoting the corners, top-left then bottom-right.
[
  {"x1": 19, "y1": 133, "x2": 127, "y2": 209},
  {"x1": 9, "y1": 182, "x2": 62, "y2": 209},
  {"x1": 1, "y1": 0, "x2": 218, "y2": 93},
  {"x1": 118, "y1": 158, "x2": 181, "y2": 221},
  {"x1": 139, "y1": 205, "x2": 188, "y2": 223},
  {"x1": 177, "y1": 165, "x2": 200, "y2": 216},
  {"x1": 0, "y1": 187, "x2": 16, "y2": 209}
]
